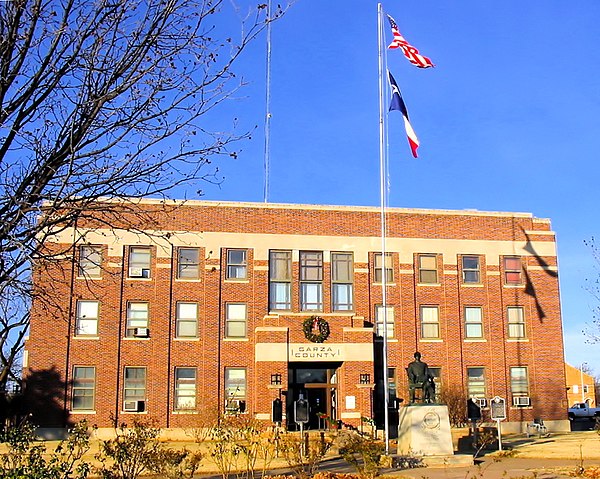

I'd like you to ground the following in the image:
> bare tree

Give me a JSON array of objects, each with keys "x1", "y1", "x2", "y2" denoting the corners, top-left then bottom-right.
[
  {"x1": 0, "y1": 0, "x2": 284, "y2": 390},
  {"x1": 584, "y1": 237, "x2": 600, "y2": 343}
]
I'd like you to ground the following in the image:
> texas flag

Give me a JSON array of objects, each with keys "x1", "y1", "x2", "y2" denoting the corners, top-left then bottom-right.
[{"x1": 388, "y1": 71, "x2": 419, "y2": 158}]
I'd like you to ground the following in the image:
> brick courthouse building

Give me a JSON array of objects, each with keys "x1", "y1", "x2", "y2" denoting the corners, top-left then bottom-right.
[{"x1": 25, "y1": 199, "x2": 569, "y2": 432}]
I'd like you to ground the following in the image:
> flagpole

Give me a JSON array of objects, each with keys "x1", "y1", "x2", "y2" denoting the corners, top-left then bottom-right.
[
  {"x1": 377, "y1": 2, "x2": 391, "y2": 455},
  {"x1": 263, "y1": 0, "x2": 273, "y2": 203}
]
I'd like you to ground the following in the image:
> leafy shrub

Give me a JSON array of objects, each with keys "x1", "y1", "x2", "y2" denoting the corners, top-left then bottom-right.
[
  {"x1": 95, "y1": 419, "x2": 201, "y2": 479},
  {"x1": 0, "y1": 420, "x2": 92, "y2": 479},
  {"x1": 279, "y1": 432, "x2": 333, "y2": 479},
  {"x1": 207, "y1": 413, "x2": 279, "y2": 479},
  {"x1": 337, "y1": 432, "x2": 385, "y2": 479}
]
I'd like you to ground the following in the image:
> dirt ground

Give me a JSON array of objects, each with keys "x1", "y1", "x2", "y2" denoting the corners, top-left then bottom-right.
[
  {"x1": 1, "y1": 427, "x2": 599, "y2": 478},
  {"x1": 393, "y1": 429, "x2": 600, "y2": 479}
]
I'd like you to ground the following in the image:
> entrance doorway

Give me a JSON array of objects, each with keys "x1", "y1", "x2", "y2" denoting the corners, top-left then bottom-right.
[{"x1": 287, "y1": 362, "x2": 341, "y2": 430}]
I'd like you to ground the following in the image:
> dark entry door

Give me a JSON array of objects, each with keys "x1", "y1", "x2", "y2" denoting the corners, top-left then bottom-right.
[
  {"x1": 306, "y1": 387, "x2": 327, "y2": 429},
  {"x1": 287, "y1": 362, "x2": 341, "y2": 430}
]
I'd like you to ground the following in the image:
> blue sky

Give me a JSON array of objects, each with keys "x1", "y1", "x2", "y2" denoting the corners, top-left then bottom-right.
[{"x1": 187, "y1": 1, "x2": 600, "y2": 374}]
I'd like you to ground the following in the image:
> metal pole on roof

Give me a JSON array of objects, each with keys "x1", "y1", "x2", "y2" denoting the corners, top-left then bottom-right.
[{"x1": 263, "y1": 0, "x2": 273, "y2": 203}]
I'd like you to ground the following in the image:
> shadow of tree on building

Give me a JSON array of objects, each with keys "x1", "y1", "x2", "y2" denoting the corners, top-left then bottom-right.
[
  {"x1": 22, "y1": 366, "x2": 73, "y2": 432},
  {"x1": 520, "y1": 226, "x2": 560, "y2": 322},
  {"x1": 0, "y1": 387, "x2": 27, "y2": 431}
]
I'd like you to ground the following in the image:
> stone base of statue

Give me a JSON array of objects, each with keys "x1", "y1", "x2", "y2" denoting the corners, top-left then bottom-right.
[{"x1": 397, "y1": 404, "x2": 454, "y2": 456}]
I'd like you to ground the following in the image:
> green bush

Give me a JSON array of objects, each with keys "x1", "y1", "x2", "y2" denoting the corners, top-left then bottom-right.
[{"x1": 0, "y1": 420, "x2": 92, "y2": 479}]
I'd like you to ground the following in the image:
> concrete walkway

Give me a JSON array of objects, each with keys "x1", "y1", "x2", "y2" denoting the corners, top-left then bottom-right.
[
  {"x1": 381, "y1": 430, "x2": 600, "y2": 479},
  {"x1": 388, "y1": 457, "x2": 594, "y2": 479}
]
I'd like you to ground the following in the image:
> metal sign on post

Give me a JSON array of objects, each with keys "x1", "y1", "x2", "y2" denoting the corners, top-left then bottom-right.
[
  {"x1": 295, "y1": 398, "x2": 309, "y2": 424},
  {"x1": 490, "y1": 396, "x2": 506, "y2": 451},
  {"x1": 294, "y1": 397, "x2": 309, "y2": 458}
]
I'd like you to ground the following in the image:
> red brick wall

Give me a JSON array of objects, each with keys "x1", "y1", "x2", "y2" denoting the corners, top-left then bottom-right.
[{"x1": 24, "y1": 201, "x2": 566, "y2": 429}]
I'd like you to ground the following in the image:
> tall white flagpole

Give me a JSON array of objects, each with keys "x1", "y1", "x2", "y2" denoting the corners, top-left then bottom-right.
[
  {"x1": 377, "y1": 2, "x2": 391, "y2": 455},
  {"x1": 263, "y1": 0, "x2": 273, "y2": 203}
]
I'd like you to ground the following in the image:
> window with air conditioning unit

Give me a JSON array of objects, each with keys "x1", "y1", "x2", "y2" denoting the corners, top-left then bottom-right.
[
  {"x1": 126, "y1": 302, "x2": 148, "y2": 338},
  {"x1": 128, "y1": 267, "x2": 150, "y2": 278},
  {"x1": 129, "y1": 247, "x2": 151, "y2": 278},
  {"x1": 133, "y1": 327, "x2": 149, "y2": 338},
  {"x1": 123, "y1": 400, "x2": 145, "y2": 412},
  {"x1": 513, "y1": 396, "x2": 530, "y2": 407},
  {"x1": 225, "y1": 398, "x2": 246, "y2": 414}
]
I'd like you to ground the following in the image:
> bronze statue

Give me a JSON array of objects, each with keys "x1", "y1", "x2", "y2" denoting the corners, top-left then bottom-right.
[{"x1": 406, "y1": 351, "x2": 435, "y2": 404}]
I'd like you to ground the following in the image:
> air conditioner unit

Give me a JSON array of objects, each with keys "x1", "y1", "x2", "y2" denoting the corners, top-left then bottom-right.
[
  {"x1": 124, "y1": 400, "x2": 145, "y2": 412},
  {"x1": 133, "y1": 327, "x2": 149, "y2": 338},
  {"x1": 225, "y1": 399, "x2": 240, "y2": 412},
  {"x1": 513, "y1": 396, "x2": 530, "y2": 407},
  {"x1": 225, "y1": 399, "x2": 247, "y2": 414},
  {"x1": 476, "y1": 398, "x2": 487, "y2": 408},
  {"x1": 129, "y1": 267, "x2": 144, "y2": 277}
]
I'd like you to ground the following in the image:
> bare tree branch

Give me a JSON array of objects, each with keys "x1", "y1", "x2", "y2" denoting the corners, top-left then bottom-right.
[
  {"x1": 0, "y1": 0, "x2": 286, "y2": 389},
  {"x1": 584, "y1": 237, "x2": 600, "y2": 343}
]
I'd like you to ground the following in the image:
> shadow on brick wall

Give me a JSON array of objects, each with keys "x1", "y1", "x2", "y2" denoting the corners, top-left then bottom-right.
[{"x1": 23, "y1": 366, "x2": 72, "y2": 429}]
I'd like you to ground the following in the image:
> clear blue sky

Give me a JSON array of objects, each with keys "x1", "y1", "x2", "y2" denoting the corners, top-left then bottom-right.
[{"x1": 183, "y1": 1, "x2": 600, "y2": 374}]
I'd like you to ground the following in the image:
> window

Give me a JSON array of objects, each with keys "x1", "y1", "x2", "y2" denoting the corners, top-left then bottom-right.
[
  {"x1": 507, "y1": 306, "x2": 526, "y2": 338},
  {"x1": 126, "y1": 302, "x2": 149, "y2": 337},
  {"x1": 78, "y1": 246, "x2": 102, "y2": 278},
  {"x1": 177, "y1": 248, "x2": 199, "y2": 280},
  {"x1": 72, "y1": 366, "x2": 95, "y2": 411},
  {"x1": 462, "y1": 256, "x2": 480, "y2": 284},
  {"x1": 420, "y1": 305, "x2": 440, "y2": 339},
  {"x1": 464, "y1": 306, "x2": 483, "y2": 339},
  {"x1": 503, "y1": 257, "x2": 522, "y2": 285},
  {"x1": 375, "y1": 305, "x2": 394, "y2": 338},
  {"x1": 300, "y1": 251, "x2": 323, "y2": 311},
  {"x1": 75, "y1": 300, "x2": 99, "y2": 336},
  {"x1": 175, "y1": 367, "x2": 196, "y2": 410},
  {"x1": 467, "y1": 367, "x2": 486, "y2": 399},
  {"x1": 123, "y1": 367, "x2": 146, "y2": 409},
  {"x1": 224, "y1": 367, "x2": 246, "y2": 413},
  {"x1": 176, "y1": 302, "x2": 197, "y2": 338},
  {"x1": 269, "y1": 250, "x2": 292, "y2": 310},
  {"x1": 418, "y1": 254, "x2": 438, "y2": 284},
  {"x1": 374, "y1": 253, "x2": 393, "y2": 283},
  {"x1": 332, "y1": 252, "x2": 353, "y2": 311},
  {"x1": 510, "y1": 366, "x2": 529, "y2": 398},
  {"x1": 226, "y1": 303, "x2": 247, "y2": 338},
  {"x1": 129, "y1": 247, "x2": 151, "y2": 278},
  {"x1": 226, "y1": 249, "x2": 247, "y2": 279}
]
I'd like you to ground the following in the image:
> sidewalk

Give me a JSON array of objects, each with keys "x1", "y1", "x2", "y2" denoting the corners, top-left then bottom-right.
[{"x1": 383, "y1": 430, "x2": 600, "y2": 479}]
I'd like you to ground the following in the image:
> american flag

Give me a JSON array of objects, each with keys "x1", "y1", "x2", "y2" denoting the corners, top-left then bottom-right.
[{"x1": 387, "y1": 15, "x2": 434, "y2": 69}]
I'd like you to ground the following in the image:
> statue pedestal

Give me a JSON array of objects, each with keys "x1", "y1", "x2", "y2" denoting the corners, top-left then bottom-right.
[{"x1": 397, "y1": 404, "x2": 454, "y2": 456}]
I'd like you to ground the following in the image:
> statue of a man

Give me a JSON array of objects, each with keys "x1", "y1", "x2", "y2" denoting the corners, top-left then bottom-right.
[{"x1": 406, "y1": 351, "x2": 434, "y2": 403}]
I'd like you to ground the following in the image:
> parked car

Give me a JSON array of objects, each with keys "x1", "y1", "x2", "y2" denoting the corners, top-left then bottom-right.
[{"x1": 568, "y1": 402, "x2": 600, "y2": 420}]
